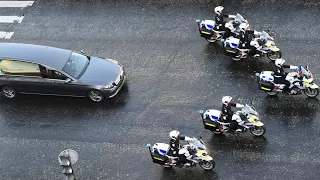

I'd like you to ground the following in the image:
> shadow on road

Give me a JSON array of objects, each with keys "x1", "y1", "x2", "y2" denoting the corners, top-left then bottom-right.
[
  {"x1": 159, "y1": 166, "x2": 220, "y2": 180},
  {"x1": 0, "y1": 83, "x2": 130, "y2": 110},
  {"x1": 207, "y1": 134, "x2": 269, "y2": 152}
]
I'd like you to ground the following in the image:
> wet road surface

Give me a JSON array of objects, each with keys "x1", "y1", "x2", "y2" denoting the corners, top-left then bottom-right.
[{"x1": 0, "y1": 0, "x2": 320, "y2": 179}]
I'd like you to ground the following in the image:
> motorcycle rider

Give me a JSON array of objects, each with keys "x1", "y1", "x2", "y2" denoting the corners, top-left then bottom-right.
[
  {"x1": 220, "y1": 22, "x2": 237, "y2": 41},
  {"x1": 168, "y1": 130, "x2": 194, "y2": 166},
  {"x1": 221, "y1": 96, "x2": 245, "y2": 133},
  {"x1": 236, "y1": 24, "x2": 262, "y2": 58},
  {"x1": 214, "y1": 6, "x2": 236, "y2": 31},
  {"x1": 274, "y1": 59, "x2": 298, "y2": 94}
]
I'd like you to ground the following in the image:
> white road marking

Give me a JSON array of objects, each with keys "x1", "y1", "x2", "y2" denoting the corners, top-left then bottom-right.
[
  {"x1": 0, "y1": 31, "x2": 14, "y2": 39},
  {"x1": 0, "y1": 1, "x2": 34, "y2": 7},
  {"x1": 0, "y1": 16, "x2": 24, "y2": 23}
]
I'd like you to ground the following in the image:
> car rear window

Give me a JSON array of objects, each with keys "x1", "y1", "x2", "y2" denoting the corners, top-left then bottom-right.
[{"x1": 0, "y1": 59, "x2": 41, "y2": 77}]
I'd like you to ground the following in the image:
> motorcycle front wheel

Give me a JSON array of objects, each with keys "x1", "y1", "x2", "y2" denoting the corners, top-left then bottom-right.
[
  {"x1": 199, "y1": 160, "x2": 215, "y2": 170},
  {"x1": 267, "y1": 51, "x2": 282, "y2": 61},
  {"x1": 249, "y1": 126, "x2": 266, "y2": 136},
  {"x1": 304, "y1": 88, "x2": 319, "y2": 98}
]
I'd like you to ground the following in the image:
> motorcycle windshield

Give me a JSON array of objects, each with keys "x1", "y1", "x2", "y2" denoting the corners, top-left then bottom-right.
[
  {"x1": 243, "y1": 104, "x2": 259, "y2": 117},
  {"x1": 190, "y1": 138, "x2": 206, "y2": 151},
  {"x1": 298, "y1": 65, "x2": 312, "y2": 78},
  {"x1": 261, "y1": 31, "x2": 274, "y2": 42},
  {"x1": 235, "y1": 13, "x2": 247, "y2": 23}
]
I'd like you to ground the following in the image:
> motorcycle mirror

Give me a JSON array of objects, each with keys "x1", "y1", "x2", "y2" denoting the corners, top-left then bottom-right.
[
  {"x1": 255, "y1": 73, "x2": 260, "y2": 77},
  {"x1": 146, "y1": 143, "x2": 151, "y2": 148},
  {"x1": 306, "y1": 65, "x2": 309, "y2": 69},
  {"x1": 195, "y1": 19, "x2": 200, "y2": 23},
  {"x1": 199, "y1": 135, "x2": 203, "y2": 139}
]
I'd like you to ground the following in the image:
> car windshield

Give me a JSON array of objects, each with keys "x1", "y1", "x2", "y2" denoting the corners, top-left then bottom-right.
[
  {"x1": 62, "y1": 52, "x2": 89, "y2": 79},
  {"x1": 261, "y1": 31, "x2": 274, "y2": 42},
  {"x1": 243, "y1": 104, "x2": 259, "y2": 116}
]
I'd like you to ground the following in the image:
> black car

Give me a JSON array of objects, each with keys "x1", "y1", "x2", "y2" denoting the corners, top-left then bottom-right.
[{"x1": 0, "y1": 43, "x2": 126, "y2": 102}]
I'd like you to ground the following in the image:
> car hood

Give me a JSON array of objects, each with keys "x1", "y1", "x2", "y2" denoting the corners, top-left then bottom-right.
[{"x1": 78, "y1": 57, "x2": 121, "y2": 85}]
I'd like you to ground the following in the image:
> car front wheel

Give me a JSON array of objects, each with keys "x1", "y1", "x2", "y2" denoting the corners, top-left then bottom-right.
[
  {"x1": 2, "y1": 86, "x2": 17, "y2": 99},
  {"x1": 87, "y1": 89, "x2": 105, "y2": 102}
]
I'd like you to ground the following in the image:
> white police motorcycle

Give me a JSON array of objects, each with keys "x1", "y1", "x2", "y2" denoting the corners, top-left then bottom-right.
[
  {"x1": 199, "y1": 104, "x2": 266, "y2": 137},
  {"x1": 256, "y1": 65, "x2": 319, "y2": 97},
  {"x1": 196, "y1": 13, "x2": 249, "y2": 43},
  {"x1": 146, "y1": 136, "x2": 215, "y2": 170},
  {"x1": 224, "y1": 31, "x2": 282, "y2": 61}
]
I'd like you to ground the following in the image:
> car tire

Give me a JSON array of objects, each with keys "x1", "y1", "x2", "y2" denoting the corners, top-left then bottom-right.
[
  {"x1": 1, "y1": 86, "x2": 17, "y2": 99},
  {"x1": 87, "y1": 89, "x2": 105, "y2": 102}
]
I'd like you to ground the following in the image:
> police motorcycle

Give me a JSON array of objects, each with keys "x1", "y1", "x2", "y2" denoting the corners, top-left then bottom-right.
[
  {"x1": 255, "y1": 65, "x2": 319, "y2": 97},
  {"x1": 199, "y1": 104, "x2": 266, "y2": 137},
  {"x1": 146, "y1": 137, "x2": 215, "y2": 170},
  {"x1": 224, "y1": 30, "x2": 282, "y2": 61},
  {"x1": 196, "y1": 13, "x2": 249, "y2": 43}
]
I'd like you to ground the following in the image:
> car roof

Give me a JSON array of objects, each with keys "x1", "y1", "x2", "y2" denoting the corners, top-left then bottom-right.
[{"x1": 0, "y1": 43, "x2": 72, "y2": 70}]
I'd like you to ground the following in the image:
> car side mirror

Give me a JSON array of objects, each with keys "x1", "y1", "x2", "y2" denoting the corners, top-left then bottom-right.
[{"x1": 64, "y1": 78, "x2": 72, "y2": 84}]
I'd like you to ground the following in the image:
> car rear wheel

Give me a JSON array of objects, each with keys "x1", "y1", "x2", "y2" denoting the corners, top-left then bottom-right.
[
  {"x1": 87, "y1": 89, "x2": 105, "y2": 102},
  {"x1": 2, "y1": 86, "x2": 17, "y2": 99}
]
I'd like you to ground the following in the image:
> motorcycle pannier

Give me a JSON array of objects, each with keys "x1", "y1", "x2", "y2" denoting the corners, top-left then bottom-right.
[
  {"x1": 224, "y1": 45, "x2": 238, "y2": 53},
  {"x1": 151, "y1": 151, "x2": 168, "y2": 165},
  {"x1": 260, "y1": 81, "x2": 274, "y2": 92},
  {"x1": 199, "y1": 28, "x2": 214, "y2": 39},
  {"x1": 202, "y1": 117, "x2": 220, "y2": 131}
]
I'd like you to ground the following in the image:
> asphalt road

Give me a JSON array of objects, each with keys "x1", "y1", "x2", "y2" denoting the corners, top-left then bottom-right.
[{"x1": 0, "y1": 0, "x2": 320, "y2": 179}]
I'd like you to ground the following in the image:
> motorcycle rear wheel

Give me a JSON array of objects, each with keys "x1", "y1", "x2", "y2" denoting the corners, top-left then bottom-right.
[
  {"x1": 265, "y1": 91, "x2": 279, "y2": 96},
  {"x1": 304, "y1": 88, "x2": 319, "y2": 98},
  {"x1": 162, "y1": 164, "x2": 172, "y2": 168},
  {"x1": 206, "y1": 38, "x2": 216, "y2": 43},
  {"x1": 199, "y1": 160, "x2": 215, "y2": 170}
]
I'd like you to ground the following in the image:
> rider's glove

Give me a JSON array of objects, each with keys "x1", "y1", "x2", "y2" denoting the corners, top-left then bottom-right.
[
  {"x1": 290, "y1": 65, "x2": 298, "y2": 70},
  {"x1": 236, "y1": 104, "x2": 244, "y2": 108}
]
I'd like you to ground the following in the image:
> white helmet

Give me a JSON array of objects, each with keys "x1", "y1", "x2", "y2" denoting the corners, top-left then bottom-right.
[
  {"x1": 239, "y1": 23, "x2": 247, "y2": 32},
  {"x1": 275, "y1": 58, "x2": 285, "y2": 68},
  {"x1": 222, "y1": 96, "x2": 233, "y2": 106},
  {"x1": 225, "y1": 22, "x2": 235, "y2": 31},
  {"x1": 214, "y1": 6, "x2": 224, "y2": 15},
  {"x1": 169, "y1": 130, "x2": 180, "y2": 140}
]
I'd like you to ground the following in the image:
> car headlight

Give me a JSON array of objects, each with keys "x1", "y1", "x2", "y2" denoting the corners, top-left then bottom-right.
[
  {"x1": 104, "y1": 84, "x2": 115, "y2": 89},
  {"x1": 106, "y1": 58, "x2": 119, "y2": 64}
]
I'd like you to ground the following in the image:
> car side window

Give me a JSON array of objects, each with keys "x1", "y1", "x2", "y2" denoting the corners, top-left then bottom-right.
[
  {"x1": 0, "y1": 59, "x2": 41, "y2": 77},
  {"x1": 47, "y1": 69, "x2": 67, "y2": 80}
]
